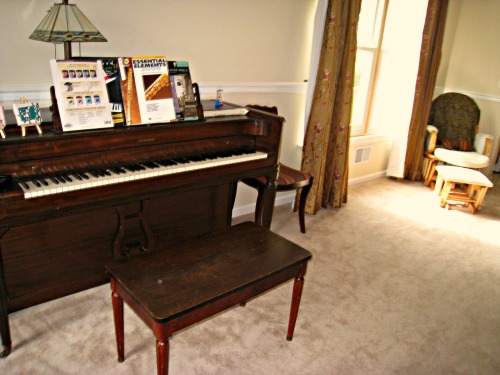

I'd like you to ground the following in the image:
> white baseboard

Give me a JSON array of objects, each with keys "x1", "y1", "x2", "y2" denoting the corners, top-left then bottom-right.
[
  {"x1": 347, "y1": 171, "x2": 387, "y2": 186},
  {"x1": 232, "y1": 191, "x2": 296, "y2": 218},
  {"x1": 232, "y1": 172, "x2": 386, "y2": 218}
]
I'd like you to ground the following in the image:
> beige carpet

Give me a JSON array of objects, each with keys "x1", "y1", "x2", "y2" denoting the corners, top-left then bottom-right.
[{"x1": 1, "y1": 175, "x2": 499, "y2": 374}]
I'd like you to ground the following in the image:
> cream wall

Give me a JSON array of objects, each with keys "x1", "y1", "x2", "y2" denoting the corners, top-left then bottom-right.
[
  {"x1": 0, "y1": 0, "x2": 316, "y2": 84},
  {"x1": 0, "y1": 0, "x2": 317, "y2": 215}
]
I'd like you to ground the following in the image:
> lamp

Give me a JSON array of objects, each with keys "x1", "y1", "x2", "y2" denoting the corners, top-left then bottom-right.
[{"x1": 29, "y1": 0, "x2": 107, "y2": 60}]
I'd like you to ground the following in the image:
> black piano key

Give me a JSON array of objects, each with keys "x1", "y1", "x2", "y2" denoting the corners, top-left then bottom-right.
[
  {"x1": 55, "y1": 175, "x2": 67, "y2": 183},
  {"x1": 20, "y1": 181, "x2": 30, "y2": 190},
  {"x1": 72, "y1": 173, "x2": 83, "y2": 181},
  {"x1": 78, "y1": 172, "x2": 90, "y2": 180},
  {"x1": 186, "y1": 155, "x2": 204, "y2": 162},
  {"x1": 50, "y1": 177, "x2": 60, "y2": 184},
  {"x1": 123, "y1": 165, "x2": 137, "y2": 172},
  {"x1": 157, "y1": 159, "x2": 177, "y2": 167},
  {"x1": 39, "y1": 178, "x2": 49, "y2": 186},
  {"x1": 132, "y1": 164, "x2": 142, "y2": 171},
  {"x1": 62, "y1": 174, "x2": 73, "y2": 182},
  {"x1": 171, "y1": 157, "x2": 189, "y2": 164},
  {"x1": 201, "y1": 153, "x2": 218, "y2": 160},
  {"x1": 143, "y1": 161, "x2": 160, "y2": 169},
  {"x1": 89, "y1": 170, "x2": 100, "y2": 178},
  {"x1": 32, "y1": 180, "x2": 41, "y2": 188}
]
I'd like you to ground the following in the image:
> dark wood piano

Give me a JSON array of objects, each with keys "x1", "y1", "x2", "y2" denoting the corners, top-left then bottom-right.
[{"x1": 0, "y1": 101, "x2": 284, "y2": 357}]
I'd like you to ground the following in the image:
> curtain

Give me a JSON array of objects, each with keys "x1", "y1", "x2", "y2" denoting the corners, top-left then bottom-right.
[
  {"x1": 404, "y1": 0, "x2": 449, "y2": 180},
  {"x1": 299, "y1": 0, "x2": 362, "y2": 214}
]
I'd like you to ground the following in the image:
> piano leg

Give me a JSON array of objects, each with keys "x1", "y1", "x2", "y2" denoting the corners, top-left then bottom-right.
[{"x1": 0, "y1": 271, "x2": 11, "y2": 358}]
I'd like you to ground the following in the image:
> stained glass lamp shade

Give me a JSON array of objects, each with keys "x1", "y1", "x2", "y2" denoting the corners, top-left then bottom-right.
[{"x1": 29, "y1": 0, "x2": 107, "y2": 59}]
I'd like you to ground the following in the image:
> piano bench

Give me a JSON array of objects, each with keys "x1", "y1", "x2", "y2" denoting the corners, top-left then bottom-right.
[{"x1": 105, "y1": 222, "x2": 312, "y2": 375}]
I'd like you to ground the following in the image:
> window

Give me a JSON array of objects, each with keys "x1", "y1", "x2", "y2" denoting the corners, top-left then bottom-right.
[
  {"x1": 351, "y1": 0, "x2": 388, "y2": 136},
  {"x1": 351, "y1": 0, "x2": 428, "y2": 138}
]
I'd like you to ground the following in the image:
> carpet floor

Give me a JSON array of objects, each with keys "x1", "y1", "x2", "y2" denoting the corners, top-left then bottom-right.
[{"x1": 1, "y1": 175, "x2": 499, "y2": 374}]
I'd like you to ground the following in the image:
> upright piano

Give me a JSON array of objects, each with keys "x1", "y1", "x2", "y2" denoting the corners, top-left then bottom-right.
[{"x1": 0, "y1": 101, "x2": 284, "y2": 357}]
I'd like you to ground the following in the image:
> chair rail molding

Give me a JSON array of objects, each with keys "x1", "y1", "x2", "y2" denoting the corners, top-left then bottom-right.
[
  {"x1": 0, "y1": 82, "x2": 308, "y2": 109},
  {"x1": 434, "y1": 87, "x2": 500, "y2": 104},
  {"x1": 0, "y1": 85, "x2": 53, "y2": 108}
]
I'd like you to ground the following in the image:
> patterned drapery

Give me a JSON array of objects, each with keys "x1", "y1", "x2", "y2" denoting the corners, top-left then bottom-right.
[
  {"x1": 404, "y1": 0, "x2": 449, "y2": 181},
  {"x1": 299, "y1": 0, "x2": 362, "y2": 214}
]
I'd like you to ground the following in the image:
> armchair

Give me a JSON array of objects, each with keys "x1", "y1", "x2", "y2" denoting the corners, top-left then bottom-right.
[{"x1": 423, "y1": 92, "x2": 494, "y2": 187}]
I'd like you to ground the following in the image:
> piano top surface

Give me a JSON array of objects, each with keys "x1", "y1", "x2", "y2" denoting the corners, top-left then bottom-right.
[
  {"x1": 0, "y1": 101, "x2": 284, "y2": 222},
  {"x1": 0, "y1": 101, "x2": 283, "y2": 163}
]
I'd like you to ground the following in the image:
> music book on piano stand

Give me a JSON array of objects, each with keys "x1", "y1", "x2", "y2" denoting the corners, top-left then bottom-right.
[
  {"x1": 79, "y1": 57, "x2": 127, "y2": 127},
  {"x1": 118, "y1": 56, "x2": 177, "y2": 126},
  {"x1": 168, "y1": 61, "x2": 199, "y2": 121},
  {"x1": 50, "y1": 59, "x2": 114, "y2": 132}
]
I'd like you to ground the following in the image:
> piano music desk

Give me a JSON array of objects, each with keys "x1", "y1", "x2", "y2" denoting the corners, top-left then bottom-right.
[{"x1": 105, "y1": 222, "x2": 312, "y2": 375}]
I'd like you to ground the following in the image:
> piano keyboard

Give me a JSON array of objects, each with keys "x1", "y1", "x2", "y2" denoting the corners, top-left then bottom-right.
[{"x1": 19, "y1": 149, "x2": 268, "y2": 199}]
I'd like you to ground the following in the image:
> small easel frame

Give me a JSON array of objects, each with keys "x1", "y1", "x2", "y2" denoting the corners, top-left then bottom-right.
[
  {"x1": 0, "y1": 105, "x2": 6, "y2": 138},
  {"x1": 13, "y1": 97, "x2": 43, "y2": 137}
]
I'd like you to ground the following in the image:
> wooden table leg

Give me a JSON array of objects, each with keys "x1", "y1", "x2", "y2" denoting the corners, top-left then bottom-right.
[
  {"x1": 156, "y1": 339, "x2": 169, "y2": 375},
  {"x1": 111, "y1": 280, "x2": 125, "y2": 363},
  {"x1": 287, "y1": 263, "x2": 307, "y2": 341}
]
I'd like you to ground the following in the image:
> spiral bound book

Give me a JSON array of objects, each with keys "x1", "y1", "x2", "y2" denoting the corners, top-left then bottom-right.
[{"x1": 49, "y1": 59, "x2": 114, "y2": 132}]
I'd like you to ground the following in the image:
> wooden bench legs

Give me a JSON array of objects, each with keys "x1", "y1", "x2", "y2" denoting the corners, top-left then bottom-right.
[
  {"x1": 111, "y1": 291, "x2": 125, "y2": 363},
  {"x1": 110, "y1": 265, "x2": 308, "y2": 375},
  {"x1": 156, "y1": 340, "x2": 169, "y2": 375},
  {"x1": 287, "y1": 263, "x2": 306, "y2": 341},
  {"x1": 107, "y1": 222, "x2": 311, "y2": 374}
]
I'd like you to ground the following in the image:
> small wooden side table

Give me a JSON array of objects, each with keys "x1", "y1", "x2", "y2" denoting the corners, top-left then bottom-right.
[{"x1": 105, "y1": 222, "x2": 312, "y2": 375}]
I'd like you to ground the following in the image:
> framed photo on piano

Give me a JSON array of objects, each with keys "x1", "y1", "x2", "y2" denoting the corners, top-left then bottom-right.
[{"x1": 50, "y1": 59, "x2": 114, "y2": 132}]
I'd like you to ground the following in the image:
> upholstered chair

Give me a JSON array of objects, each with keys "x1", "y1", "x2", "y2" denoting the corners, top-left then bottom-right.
[{"x1": 423, "y1": 92, "x2": 494, "y2": 187}]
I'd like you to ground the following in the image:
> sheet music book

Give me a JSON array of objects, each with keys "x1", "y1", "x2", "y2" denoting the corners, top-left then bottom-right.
[
  {"x1": 130, "y1": 56, "x2": 177, "y2": 125},
  {"x1": 168, "y1": 61, "x2": 199, "y2": 121},
  {"x1": 50, "y1": 59, "x2": 114, "y2": 132},
  {"x1": 79, "y1": 57, "x2": 127, "y2": 127}
]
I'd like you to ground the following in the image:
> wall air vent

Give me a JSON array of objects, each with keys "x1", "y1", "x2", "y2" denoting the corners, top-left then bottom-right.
[{"x1": 354, "y1": 146, "x2": 371, "y2": 164}]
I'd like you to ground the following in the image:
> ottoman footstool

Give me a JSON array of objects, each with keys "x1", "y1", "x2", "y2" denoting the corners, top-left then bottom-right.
[{"x1": 434, "y1": 165, "x2": 493, "y2": 214}]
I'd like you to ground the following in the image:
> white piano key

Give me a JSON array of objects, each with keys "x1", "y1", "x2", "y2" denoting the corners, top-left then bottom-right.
[{"x1": 19, "y1": 150, "x2": 268, "y2": 199}]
